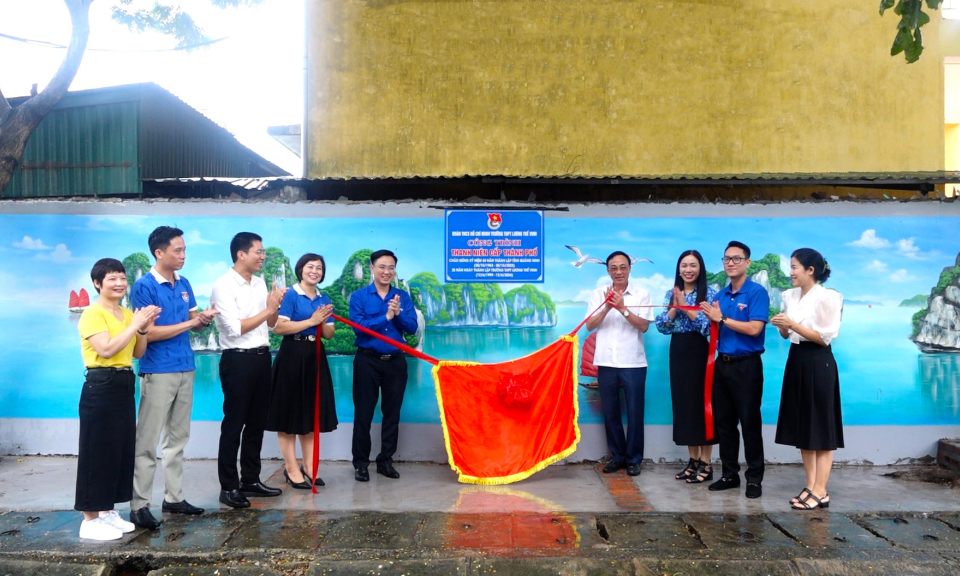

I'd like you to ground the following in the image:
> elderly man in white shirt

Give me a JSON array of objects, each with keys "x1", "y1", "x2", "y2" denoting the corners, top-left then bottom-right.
[
  {"x1": 584, "y1": 251, "x2": 655, "y2": 477},
  {"x1": 210, "y1": 232, "x2": 285, "y2": 509}
]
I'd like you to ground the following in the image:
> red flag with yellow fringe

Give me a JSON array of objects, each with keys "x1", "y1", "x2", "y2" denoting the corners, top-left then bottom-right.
[{"x1": 432, "y1": 335, "x2": 581, "y2": 485}]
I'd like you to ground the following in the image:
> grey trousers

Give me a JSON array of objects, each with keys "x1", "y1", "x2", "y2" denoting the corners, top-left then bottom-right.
[{"x1": 131, "y1": 371, "x2": 195, "y2": 509}]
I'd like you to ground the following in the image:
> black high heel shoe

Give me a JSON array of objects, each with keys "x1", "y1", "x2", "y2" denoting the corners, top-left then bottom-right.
[
  {"x1": 686, "y1": 460, "x2": 713, "y2": 484},
  {"x1": 283, "y1": 469, "x2": 312, "y2": 490},
  {"x1": 301, "y1": 464, "x2": 325, "y2": 487}
]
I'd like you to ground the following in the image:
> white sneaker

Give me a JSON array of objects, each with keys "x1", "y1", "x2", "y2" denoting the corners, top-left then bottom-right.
[
  {"x1": 79, "y1": 517, "x2": 123, "y2": 541},
  {"x1": 100, "y1": 510, "x2": 135, "y2": 533}
]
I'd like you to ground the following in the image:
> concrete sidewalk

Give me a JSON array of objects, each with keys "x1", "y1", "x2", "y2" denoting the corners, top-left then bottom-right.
[{"x1": 2, "y1": 457, "x2": 960, "y2": 575}]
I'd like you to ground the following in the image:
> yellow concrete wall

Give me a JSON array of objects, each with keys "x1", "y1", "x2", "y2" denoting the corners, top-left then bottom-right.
[
  {"x1": 305, "y1": 0, "x2": 944, "y2": 179},
  {"x1": 947, "y1": 124, "x2": 960, "y2": 170}
]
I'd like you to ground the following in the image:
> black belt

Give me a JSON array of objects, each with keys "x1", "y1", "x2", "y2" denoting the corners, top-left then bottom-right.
[
  {"x1": 357, "y1": 348, "x2": 401, "y2": 361},
  {"x1": 718, "y1": 351, "x2": 762, "y2": 362},
  {"x1": 288, "y1": 335, "x2": 317, "y2": 342},
  {"x1": 223, "y1": 346, "x2": 270, "y2": 355},
  {"x1": 86, "y1": 366, "x2": 133, "y2": 373}
]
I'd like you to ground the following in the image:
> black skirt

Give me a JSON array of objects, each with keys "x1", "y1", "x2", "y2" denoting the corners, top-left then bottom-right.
[
  {"x1": 775, "y1": 342, "x2": 844, "y2": 451},
  {"x1": 74, "y1": 368, "x2": 135, "y2": 511},
  {"x1": 266, "y1": 336, "x2": 338, "y2": 435},
  {"x1": 669, "y1": 331, "x2": 718, "y2": 446}
]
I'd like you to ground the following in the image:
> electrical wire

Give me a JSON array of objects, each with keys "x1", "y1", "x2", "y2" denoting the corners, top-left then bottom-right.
[{"x1": 0, "y1": 32, "x2": 228, "y2": 52}]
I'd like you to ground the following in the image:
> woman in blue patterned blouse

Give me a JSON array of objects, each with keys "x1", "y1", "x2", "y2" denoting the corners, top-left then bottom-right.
[{"x1": 655, "y1": 250, "x2": 718, "y2": 484}]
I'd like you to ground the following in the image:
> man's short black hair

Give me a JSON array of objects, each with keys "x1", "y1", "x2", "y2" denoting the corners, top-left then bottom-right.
[
  {"x1": 605, "y1": 251, "x2": 631, "y2": 266},
  {"x1": 725, "y1": 241, "x2": 751, "y2": 259},
  {"x1": 370, "y1": 249, "x2": 397, "y2": 265},
  {"x1": 90, "y1": 258, "x2": 126, "y2": 293},
  {"x1": 147, "y1": 226, "x2": 184, "y2": 260},
  {"x1": 230, "y1": 232, "x2": 263, "y2": 263}
]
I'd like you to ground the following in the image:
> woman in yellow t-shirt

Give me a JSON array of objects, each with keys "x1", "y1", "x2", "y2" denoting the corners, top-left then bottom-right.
[{"x1": 75, "y1": 258, "x2": 159, "y2": 541}]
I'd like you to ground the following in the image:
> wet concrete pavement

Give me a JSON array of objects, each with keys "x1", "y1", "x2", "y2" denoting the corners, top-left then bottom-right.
[{"x1": 2, "y1": 457, "x2": 960, "y2": 575}]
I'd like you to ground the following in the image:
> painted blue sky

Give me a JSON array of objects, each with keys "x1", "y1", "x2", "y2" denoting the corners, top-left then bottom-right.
[{"x1": 1, "y1": 214, "x2": 957, "y2": 308}]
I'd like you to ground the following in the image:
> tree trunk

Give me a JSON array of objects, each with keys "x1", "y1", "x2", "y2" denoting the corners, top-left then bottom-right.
[{"x1": 0, "y1": 0, "x2": 93, "y2": 197}]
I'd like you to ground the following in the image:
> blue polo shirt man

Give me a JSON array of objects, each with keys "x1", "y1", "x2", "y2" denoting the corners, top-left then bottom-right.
[
  {"x1": 129, "y1": 226, "x2": 216, "y2": 529},
  {"x1": 700, "y1": 241, "x2": 770, "y2": 499},
  {"x1": 348, "y1": 249, "x2": 418, "y2": 482}
]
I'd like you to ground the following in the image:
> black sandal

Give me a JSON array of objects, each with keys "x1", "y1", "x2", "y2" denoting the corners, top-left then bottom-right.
[
  {"x1": 790, "y1": 487, "x2": 812, "y2": 506},
  {"x1": 675, "y1": 458, "x2": 698, "y2": 480},
  {"x1": 686, "y1": 460, "x2": 713, "y2": 484},
  {"x1": 792, "y1": 492, "x2": 828, "y2": 510}
]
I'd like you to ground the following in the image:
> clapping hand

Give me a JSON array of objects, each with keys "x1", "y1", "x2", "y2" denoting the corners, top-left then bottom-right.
[
  {"x1": 770, "y1": 313, "x2": 792, "y2": 330},
  {"x1": 311, "y1": 303, "x2": 334, "y2": 326},
  {"x1": 133, "y1": 305, "x2": 161, "y2": 332},
  {"x1": 386, "y1": 294, "x2": 401, "y2": 320},
  {"x1": 672, "y1": 287, "x2": 685, "y2": 307},
  {"x1": 267, "y1": 286, "x2": 285, "y2": 313},
  {"x1": 699, "y1": 301, "x2": 723, "y2": 323}
]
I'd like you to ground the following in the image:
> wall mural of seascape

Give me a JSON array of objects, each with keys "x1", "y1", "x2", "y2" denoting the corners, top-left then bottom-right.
[{"x1": 1, "y1": 213, "x2": 959, "y2": 432}]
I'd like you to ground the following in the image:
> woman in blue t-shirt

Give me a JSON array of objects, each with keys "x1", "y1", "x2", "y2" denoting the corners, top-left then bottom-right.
[{"x1": 266, "y1": 253, "x2": 338, "y2": 489}]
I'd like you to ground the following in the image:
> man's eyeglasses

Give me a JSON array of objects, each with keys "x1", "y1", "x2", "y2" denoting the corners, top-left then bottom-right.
[
  {"x1": 249, "y1": 250, "x2": 266, "y2": 257},
  {"x1": 722, "y1": 256, "x2": 746, "y2": 265},
  {"x1": 374, "y1": 265, "x2": 397, "y2": 272}
]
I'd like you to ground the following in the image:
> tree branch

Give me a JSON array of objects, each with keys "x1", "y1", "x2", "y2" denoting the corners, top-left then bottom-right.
[
  {"x1": 26, "y1": 0, "x2": 94, "y2": 115},
  {"x1": 0, "y1": 0, "x2": 93, "y2": 196}
]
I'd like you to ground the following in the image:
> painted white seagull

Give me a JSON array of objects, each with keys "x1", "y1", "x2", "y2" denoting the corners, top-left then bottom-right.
[{"x1": 565, "y1": 245, "x2": 604, "y2": 268}]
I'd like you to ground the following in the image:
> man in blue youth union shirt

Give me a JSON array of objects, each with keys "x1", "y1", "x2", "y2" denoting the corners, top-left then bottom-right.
[
  {"x1": 700, "y1": 240, "x2": 770, "y2": 500},
  {"x1": 129, "y1": 226, "x2": 218, "y2": 529},
  {"x1": 348, "y1": 249, "x2": 418, "y2": 482}
]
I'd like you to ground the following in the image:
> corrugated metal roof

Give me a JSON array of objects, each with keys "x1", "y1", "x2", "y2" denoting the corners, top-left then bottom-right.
[{"x1": 5, "y1": 83, "x2": 288, "y2": 198}]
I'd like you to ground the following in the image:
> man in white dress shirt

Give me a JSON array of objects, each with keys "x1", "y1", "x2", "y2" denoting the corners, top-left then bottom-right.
[
  {"x1": 210, "y1": 232, "x2": 286, "y2": 508},
  {"x1": 584, "y1": 251, "x2": 655, "y2": 477}
]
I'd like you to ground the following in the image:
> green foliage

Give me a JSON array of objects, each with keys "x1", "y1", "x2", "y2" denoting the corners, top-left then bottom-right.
[
  {"x1": 505, "y1": 284, "x2": 557, "y2": 324},
  {"x1": 259, "y1": 247, "x2": 294, "y2": 291},
  {"x1": 442, "y1": 284, "x2": 467, "y2": 319},
  {"x1": 111, "y1": 0, "x2": 266, "y2": 50},
  {"x1": 409, "y1": 272, "x2": 444, "y2": 326},
  {"x1": 911, "y1": 307, "x2": 928, "y2": 338},
  {"x1": 747, "y1": 254, "x2": 793, "y2": 290},
  {"x1": 934, "y1": 265, "x2": 960, "y2": 294},
  {"x1": 899, "y1": 294, "x2": 929, "y2": 307},
  {"x1": 880, "y1": 0, "x2": 943, "y2": 63},
  {"x1": 122, "y1": 252, "x2": 152, "y2": 287}
]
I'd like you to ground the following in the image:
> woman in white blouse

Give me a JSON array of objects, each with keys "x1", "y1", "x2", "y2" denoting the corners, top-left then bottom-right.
[{"x1": 771, "y1": 248, "x2": 843, "y2": 511}]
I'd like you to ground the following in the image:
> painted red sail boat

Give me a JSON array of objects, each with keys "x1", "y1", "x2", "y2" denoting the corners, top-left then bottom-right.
[
  {"x1": 69, "y1": 288, "x2": 90, "y2": 313},
  {"x1": 578, "y1": 331, "x2": 599, "y2": 390}
]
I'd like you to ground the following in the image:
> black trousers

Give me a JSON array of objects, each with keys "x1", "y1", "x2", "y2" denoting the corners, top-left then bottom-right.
[
  {"x1": 351, "y1": 352, "x2": 408, "y2": 469},
  {"x1": 712, "y1": 355, "x2": 765, "y2": 484},
  {"x1": 75, "y1": 369, "x2": 135, "y2": 511},
  {"x1": 218, "y1": 350, "x2": 273, "y2": 490}
]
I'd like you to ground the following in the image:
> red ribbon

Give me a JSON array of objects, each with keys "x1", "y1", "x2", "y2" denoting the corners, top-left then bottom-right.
[
  {"x1": 573, "y1": 298, "x2": 717, "y2": 442},
  {"x1": 332, "y1": 313, "x2": 439, "y2": 365},
  {"x1": 312, "y1": 335, "x2": 322, "y2": 494}
]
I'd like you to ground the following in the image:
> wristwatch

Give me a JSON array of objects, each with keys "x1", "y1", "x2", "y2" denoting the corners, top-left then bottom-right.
[
  {"x1": 622, "y1": 309, "x2": 630, "y2": 318},
  {"x1": 719, "y1": 315, "x2": 728, "y2": 325}
]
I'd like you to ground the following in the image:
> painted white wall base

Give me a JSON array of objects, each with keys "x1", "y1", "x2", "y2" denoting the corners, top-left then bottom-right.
[{"x1": 2, "y1": 418, "x2": 954, "y2": 465}]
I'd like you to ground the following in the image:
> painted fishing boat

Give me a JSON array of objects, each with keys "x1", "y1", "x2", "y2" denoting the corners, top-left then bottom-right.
[{"x1": 69, "y1": 288, "x2": 90, "y2": 313}]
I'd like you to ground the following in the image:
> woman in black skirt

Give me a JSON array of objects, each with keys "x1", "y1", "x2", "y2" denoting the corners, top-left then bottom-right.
[
  {"x1": 76, "y1": 259, "x2": 159, "y2": 540},
  {"x1": 267, "y1": 253, "x2": 338, "y2": 489},
  {"x1": 655, "y1": 250, "x2": 718, "y2": 484},
  {"x1": 771, "y1": 248, "x2": 843, "y2": 511}
]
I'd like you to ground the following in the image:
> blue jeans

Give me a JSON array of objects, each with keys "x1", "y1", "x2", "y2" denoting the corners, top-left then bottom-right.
[{"x1": 597, "y1": 366, "x2": 647, "y2": 465}]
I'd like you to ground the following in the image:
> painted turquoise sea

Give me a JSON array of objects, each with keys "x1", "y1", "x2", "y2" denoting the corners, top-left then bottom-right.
[{"x1": 2, "y1": 303, "x2": 958, "y2": 426}]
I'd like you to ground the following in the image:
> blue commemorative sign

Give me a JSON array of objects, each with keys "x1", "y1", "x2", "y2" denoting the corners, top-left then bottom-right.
[{"x1": 445, "y1": 210, "x2": 544, "y2": 282}]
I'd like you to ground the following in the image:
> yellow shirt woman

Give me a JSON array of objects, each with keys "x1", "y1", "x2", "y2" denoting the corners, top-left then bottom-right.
[{"x1": 78, "y1": 303, "x2": 136, "y2": 368}]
